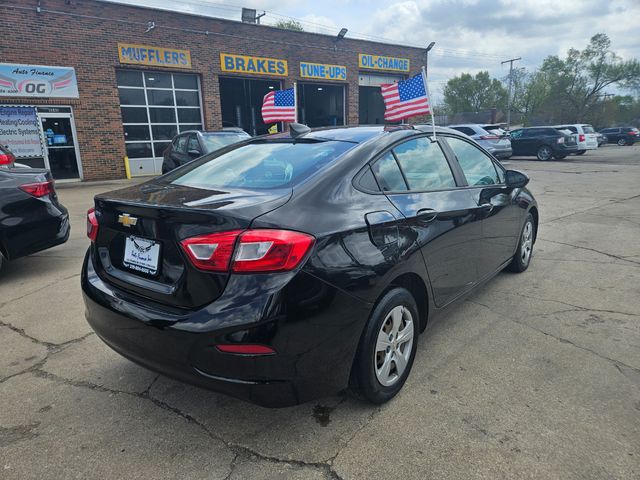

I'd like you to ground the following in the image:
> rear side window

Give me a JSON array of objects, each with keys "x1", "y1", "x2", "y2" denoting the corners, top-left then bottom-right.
[
  {"x1": 201, "y1": 133, "x2": 249, "y2": 152},
  {"x1": 187, "y1": 134, "x2": 200, "y2": 152},
  {"x1": 510, "y1": 129, "x2": 523, "y2": 139},
  {"x1": 174, "y1": 135, "x2": 188, "y2": 153},
  {"x1": 446, "y1": 137, "x2": 501, "y2": 186},
  {"x1": 393, "y1": 137, "x2": 456, "y2": 191},
  {"x1": 451, "y1": 126, "x2": 476, "y2": 136},
  {"x1": 583, "y1": 125, "x2": 595, "y2": 133},
  {"x1": 169, "y1": 140, "x2": 355, "y2": 190},
  {"x1": 371, "y1": 152, "x2": 407, "y2": 192}
]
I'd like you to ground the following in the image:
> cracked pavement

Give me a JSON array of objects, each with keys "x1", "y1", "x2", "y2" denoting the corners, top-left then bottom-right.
[{"x1": 1, "y1": 149, "x2": 639, "y2": 479}]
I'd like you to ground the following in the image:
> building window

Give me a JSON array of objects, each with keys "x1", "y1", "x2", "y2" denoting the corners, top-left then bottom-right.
[{"x1": 116, "y1": 69, "x2": 203, "y2": 171}]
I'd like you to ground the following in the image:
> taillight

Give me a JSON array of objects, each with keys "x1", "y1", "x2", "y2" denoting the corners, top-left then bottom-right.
[
  {"x1": 557, "y1": 137, "x2": 565, "y2": 144},
  {"x1": 0, "y1": 153, "x2": 15, "y2": 165},
  {"x1": 215, "y1": 344, "x2": 276, "y2": 355},
  {"x1": 479, "y1": 135, "x2": 500, "y2": 140},
  {"x1": 19, "y1": 180, "x2": 54, "y2": 197},
  {"x1": 87, "y1": 207, "x2": 99, "y2": 242},
  {"x1": 180, "y1": 230, "x2": 242, "y2": 272},
  {"x1": 629, "y1": 131, "x2": 638, "y2": 136},
  {"x1": 579, "y1": 134, "x2": 585, "y2": 142},
  {"x1": 180, "y1": 229, "x2": 315, "y2": 273}
]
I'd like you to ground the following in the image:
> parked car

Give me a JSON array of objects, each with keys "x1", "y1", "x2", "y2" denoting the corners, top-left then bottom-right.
[
  {"x1": 509, "y1": 127, "x2": 579, "y2": 160},
  {"x1": 553, "y1": 124, "x2": 598, "y2": 154},
  {"x1": 162, "y1": 129, "x2": 251, "y2": 173},
  {"x1": 598, "y1": 127, "x2": 638, "y2": 146},
  {"x1": 448, "y1": 123, "x2": 512, "y2": 159},
  {"x1": 1, "y1": 144, "x2": 32, "y2": 169},
  {"x1": 0, "y1": 158, "x2": 70, "y2": 273},
  {"x1": 596, "y1": 132, "x2": 608, "y2": 147},
  {"x1": 82, "y1": 124, "x2": 538, "y2": 407}
]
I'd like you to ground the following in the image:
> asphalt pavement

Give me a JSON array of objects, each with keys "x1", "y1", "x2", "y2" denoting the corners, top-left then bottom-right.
[{"x1": 1, "y1": 148, "x2": 639, "y2": 479}]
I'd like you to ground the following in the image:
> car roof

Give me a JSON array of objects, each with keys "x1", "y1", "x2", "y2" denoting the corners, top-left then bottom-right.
[
  {"x1": 264, "y1": 124, "x2": 461, "y2": 144},
  {"x1": 180, "y1": 130, "x2": 250, "y2": 136}
]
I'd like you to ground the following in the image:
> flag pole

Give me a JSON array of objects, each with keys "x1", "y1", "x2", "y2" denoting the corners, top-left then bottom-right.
[
  {"x1": 421, "y1": 66, "x2": 436, "y2": 141},
  {"x1": 293, "y1": 82, "x2": 298, "y2": 124}
]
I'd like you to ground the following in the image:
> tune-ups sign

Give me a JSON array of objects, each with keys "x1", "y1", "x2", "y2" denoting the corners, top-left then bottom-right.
[
  {"x1": 300, "y1": 62, "x2": 347, "y2": 81},
  {"x1": 0, "y1": 63, "x2": 79, "y2": 98}
]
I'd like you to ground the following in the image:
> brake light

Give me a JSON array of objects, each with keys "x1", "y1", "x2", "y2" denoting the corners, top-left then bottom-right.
[
  {"x1": 579, "y1": 134, "x2": 585, "y2": 142},
  {"x1": 557, "y1": 137, "x2": 565, "y2": 144},
  {"x1": 629, "y1": 130, "x2": 638, "y2": 136},
  {"x1": 215, "y1": 344, "x2": 276, "y2": 355},
  {"x1": 180, "y1": 229, "x2": 315, "y2": 273},
  {"x1": 0, "y1": 153, "x2": 15, "y2": 165},
  {"x1": 86, "y1": 207, "x2": 99, "y2": 242},
  {"x1": 19, "y1": 180, "x2": 54, "y2": 197},
  {"x1": 479, "y1": 135, "x2": 500, "y2": 140}
]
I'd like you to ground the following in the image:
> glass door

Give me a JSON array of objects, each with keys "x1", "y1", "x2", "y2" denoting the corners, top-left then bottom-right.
[{"x1": 40, "y1": 114, "x2": 81, "y2": 179}]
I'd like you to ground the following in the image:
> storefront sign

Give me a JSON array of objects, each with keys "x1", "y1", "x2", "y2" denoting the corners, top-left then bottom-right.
[
  {"x1": 300, "y1": 62, "x2": 347, "y2": 81},
  {"x1": 0, "y1": 63, "x2": 79, "y2": 98},
  {"x1": 0, "y1": 106, "x2": 43, "y2": 158},
  {"x1": 220, "y1": 53, "x2": 288, "y2": 76},
  {"x1": 358, "y1": 54, "x2": 410, "y2": 72},
  {"x1": 118, "y1": 43, "x2": 192, "y2": 69}
]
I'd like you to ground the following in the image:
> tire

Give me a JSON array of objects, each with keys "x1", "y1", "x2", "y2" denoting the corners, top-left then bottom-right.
[
  {"x1": 0, "y1": 250, "x2": 5, "y2": 275},
  {"x1": 506, "y1": 213, "x2": 535, "y2": 273},
  {"x1": 575, "y1": 150, "x2": 586, "y2": 155},
  {"x1": 536, "y1": 145, "x2": 553, "y2": 161},
  {"x1": 349, "y1": 288, "x2": 419, "y2": 404},
  {"x1": 617, "y1": 138, "x2": 627, "y2": 146}
]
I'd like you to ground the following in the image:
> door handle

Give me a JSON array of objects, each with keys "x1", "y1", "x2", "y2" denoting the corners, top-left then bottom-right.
[{"x1": 416, "y1": 208, "x2": 438, "y2": 223}]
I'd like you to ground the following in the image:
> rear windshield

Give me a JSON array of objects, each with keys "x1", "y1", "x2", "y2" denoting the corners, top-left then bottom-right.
[
  {"x1": 583, "y1": 125, "x2": 595, "y2": 133},
  {"x1": 201, "y1": 133, "x2": 248, "y2": 152},
  {"x1": 169, "y1": 140, "x2": 355, "y2": 190}
]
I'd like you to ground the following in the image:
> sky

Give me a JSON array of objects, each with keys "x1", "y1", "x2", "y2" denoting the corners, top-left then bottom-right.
[{"x1": 111, "y1": 0, "x2": 640, "y2": 102}]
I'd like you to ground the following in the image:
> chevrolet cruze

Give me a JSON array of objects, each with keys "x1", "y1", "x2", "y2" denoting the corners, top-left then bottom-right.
[{"x1": 82, "y1": 124, "x2": 538, "y2": 407}]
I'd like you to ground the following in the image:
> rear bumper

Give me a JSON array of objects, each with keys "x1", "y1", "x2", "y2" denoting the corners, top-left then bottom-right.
[
  {"x1": 2, "y1": 202, "x2": 69, "y2": 260},
  {"x1": 490, "y1": 147, "x2": 512, "y2": 159},
  {"x1": 82, "y1": 251, "x2": 371, "y2": 407}
]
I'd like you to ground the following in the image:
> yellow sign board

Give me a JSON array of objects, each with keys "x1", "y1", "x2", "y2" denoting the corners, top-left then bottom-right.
[
  {"x1": 118, "y1": 43, "x2": 192, "y2": 69},
  {"x1": 220, "y1": 53, "x2": 288, "y2": 77},
  {"x1": 300, "y1": 62, "x2": 347, "y2": 81},
  {"x1": 358, "y1": 54, "x2": 410, "y2": 72}
]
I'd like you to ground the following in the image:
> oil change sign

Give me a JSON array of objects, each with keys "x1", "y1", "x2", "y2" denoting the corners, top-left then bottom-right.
[
  {"x1": 0, "y1": 63, "x2": 79, "y2": 98},
  {"x1": 358, "y1": 54, "x2": 410, "y2": 72},
  {"x1": 0, "y1": 106, "x2": 43, "y2": 158},
  {"x1": 300, "y1": 62, "x2": 347, "y2": 81},
  {"x1": 118, "y1": 43, "x2": 192, "y2": 69},
  {"x1": 220, "y1": 53, "x2": 288, "y2": 76}
]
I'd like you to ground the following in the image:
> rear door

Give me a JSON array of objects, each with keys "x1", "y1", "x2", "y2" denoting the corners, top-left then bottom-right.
[
  {"x1": 443, "y1": 136, "x2": 520, "y2": 278},
  {"x1": 370, "y1": 136, "x2": 482, "y2": 306}
]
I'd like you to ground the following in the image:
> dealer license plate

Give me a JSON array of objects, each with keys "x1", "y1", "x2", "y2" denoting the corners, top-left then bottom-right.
[{"x1": 123, "y1": 235, "x2": 160, "y2": 275}]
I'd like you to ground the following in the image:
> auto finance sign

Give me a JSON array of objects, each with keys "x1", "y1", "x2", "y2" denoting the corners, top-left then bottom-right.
[{"x1": 0, "y1": 63, "x2": 79, "y2": 98}]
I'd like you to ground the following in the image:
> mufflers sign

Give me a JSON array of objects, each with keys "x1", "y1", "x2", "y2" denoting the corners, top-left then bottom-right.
[
  {"x1": 0, "y1": 63, "x2": 79, "y2": 98},
  {"x1": 118, "y1": 43, "x2": 192, "y2": 69}
]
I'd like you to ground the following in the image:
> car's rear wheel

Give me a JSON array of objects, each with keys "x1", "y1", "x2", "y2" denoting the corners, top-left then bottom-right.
[
  {"x1": 507, "y1": 213, "x2": 535, "y2": 273},
  {"x1": 617, "y1": 138, "x2": 627, "y2": 146},
  {"x1": 537, "y1": 145, "x2": 553, "y2": 161},
  {"x1": 575, "y1": 150, "x2": 586, "y2": 155},
  {"x1": 350, "y1": 288, "x2": 419, "y2": 404}
]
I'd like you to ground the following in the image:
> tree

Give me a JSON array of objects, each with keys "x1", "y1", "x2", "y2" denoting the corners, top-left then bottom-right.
[
  {"x1": 273, "y1": 19, "x2": 304, "y2": 32},
  {"x1": 537, "y1": 33, "x2": 640, "y2": 122},
  {"x1": 509, "y1": 69, "x2": 552, "y2": 125},
  {"x1": 443, "y1": 71, "x2": 508, "y2": 114}
]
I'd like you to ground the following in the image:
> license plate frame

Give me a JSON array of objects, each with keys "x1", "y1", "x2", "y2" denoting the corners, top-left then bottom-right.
[{"x1": 123, "y1": 235, "x2": 161, "y2": 276}]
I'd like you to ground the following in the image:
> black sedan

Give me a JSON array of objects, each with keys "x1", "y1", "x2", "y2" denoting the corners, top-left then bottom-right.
[
  {"x1": 82, "y1": 124, "x2": 538, "y2": 407},
  {"x1": 509, "y1": 127, "x2": 579, "y2": 160},
  {"x1": 0, "y1": 152, "x2": 70, "y2": 273},
  {"x1": 161, "y1": 129, "x2": 250, "y2": 173}
]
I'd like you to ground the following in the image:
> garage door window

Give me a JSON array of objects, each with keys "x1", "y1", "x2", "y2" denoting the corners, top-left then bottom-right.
[{"x1": 117, "y1": 70, "x2": 203, "y2": 162}]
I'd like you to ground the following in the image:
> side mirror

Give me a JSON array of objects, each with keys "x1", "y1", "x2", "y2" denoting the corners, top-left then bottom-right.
[
  {"x1": 505, "y1": 169, "x2": 529, "y2": 188},
  {"x1": 187, "y1": 149, "x2": 202, "y2": 158}
]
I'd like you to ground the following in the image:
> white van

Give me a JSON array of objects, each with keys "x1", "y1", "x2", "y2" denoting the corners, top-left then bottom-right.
[{"x1": 553, "y1": 124, "x2": 598, "y2": 154}]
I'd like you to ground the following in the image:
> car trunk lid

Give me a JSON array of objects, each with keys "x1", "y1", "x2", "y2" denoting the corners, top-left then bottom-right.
[{"x1": 92, "y1": 181, "x2": 291, "y2": 310}]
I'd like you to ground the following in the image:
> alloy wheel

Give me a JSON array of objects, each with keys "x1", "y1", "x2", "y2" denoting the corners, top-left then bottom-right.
[
  {"x1": 374, "y1": 305, "x2": 414, "y2": 387},
  {"x1": 521, "y1": 221, "x2": 533, "y2": 265},
  {"x1": 537, "y1": 146, "x2": 552, "y2": 161}
]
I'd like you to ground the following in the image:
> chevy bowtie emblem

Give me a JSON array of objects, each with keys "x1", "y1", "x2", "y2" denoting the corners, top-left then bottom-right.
[{"x1": 118, "y1": 213, "x2": 138, "y2": 227}]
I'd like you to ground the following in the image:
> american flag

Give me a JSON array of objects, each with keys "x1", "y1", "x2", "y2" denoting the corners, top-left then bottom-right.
[
  {"x1": 381, "y1": 74, "x2": 431, "y2": 122},
  {"x1": 261, "y1": 88, "x2": 296, "y2": 123}
]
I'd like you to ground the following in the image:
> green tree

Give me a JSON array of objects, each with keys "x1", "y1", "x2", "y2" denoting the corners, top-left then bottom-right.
[
  {"x1": 443, "y1": 71, "x2": 508, "y2": 114},
  {"x1": 537, "y1": 33, "x2": 640, "y2": 122},
  {"x1": 273, "y1": 19, "x2": 304, "y2": 31},
  {"x1": 509, "y1": 68, "x2": 551, "y2": 125}
]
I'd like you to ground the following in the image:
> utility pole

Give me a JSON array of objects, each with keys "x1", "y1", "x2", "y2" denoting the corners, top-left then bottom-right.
[{"x1": 501, "y1": 57, "x2": 521, "y2": 130}]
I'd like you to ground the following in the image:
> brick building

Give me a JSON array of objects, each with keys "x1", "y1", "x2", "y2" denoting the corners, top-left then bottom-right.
[{"x1": 1, "y1": 0, "x2": 429, "y2": 180}]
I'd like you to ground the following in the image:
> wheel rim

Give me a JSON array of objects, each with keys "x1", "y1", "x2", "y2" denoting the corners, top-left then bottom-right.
[
  {"x1": 374, "y1": 305, "x2": 414, "y2": 387},
  {"x1": 618, "y1": 139, "x2": 625, "y2": 146},
  {"x1": 538, "y1": 147, "x2": 552, "y2": 160},
  {"x1": 521, "y1": 221, "x2": 533, "y2": 265}
]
